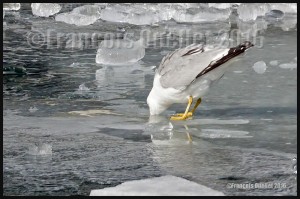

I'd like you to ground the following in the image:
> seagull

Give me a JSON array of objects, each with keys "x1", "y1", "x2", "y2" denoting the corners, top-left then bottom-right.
[{"x1": 147, "y1": 41, "x2": 254, "y2": 120}]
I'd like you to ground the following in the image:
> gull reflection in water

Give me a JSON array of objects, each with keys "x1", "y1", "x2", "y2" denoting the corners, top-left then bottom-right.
[{"x1": 146, "y1": 115, "x2": 195, "y2": 144}]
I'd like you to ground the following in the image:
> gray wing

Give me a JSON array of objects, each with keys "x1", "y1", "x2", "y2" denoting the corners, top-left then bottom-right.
[
  {"x1": 157, "y1": 41, "x2": 254, "y2": 89},
  {"x1": 157, "y1": 44, "x2": 230, "y2": 89}
]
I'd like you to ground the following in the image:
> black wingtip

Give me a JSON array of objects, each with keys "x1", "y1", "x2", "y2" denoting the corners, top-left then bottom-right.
[
  {"x1": 195, "y1": 41, "x2": 254, "y2": 79},
  {"x1": 239, "y1": 41, "x2": 254, "y2": 50}
]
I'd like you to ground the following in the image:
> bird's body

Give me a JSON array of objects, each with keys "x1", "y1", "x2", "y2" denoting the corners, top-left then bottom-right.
[{"x1": 147, "y1": 41, "x2": 254, "y2": 119}]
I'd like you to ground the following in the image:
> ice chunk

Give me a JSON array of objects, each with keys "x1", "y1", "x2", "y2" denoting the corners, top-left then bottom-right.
[
  {"x1": 55, "y1": 5, "x2": 101, "y2": 26},
  {"x1": 279, "y1": 62, "x2": 297, "y2": 69},
  {"x1": 269, "y1": 60, "x2": 279, "y2": 66},
  {"x1": 95, "y1": 39, "x2": 145, "y2": 65},
  {"x1": 3, "y1": 3, "x2": 21, "y2": 11},
  {"x1": 29, "y1": 106, "x2": 38, "y2": 113},
  {"x1": 269, "y1": 3, "x2": 297, "y2": 13},
  {"x1": 208, "y1": 3, "x2": 232, "y2": 9},
  {"x1": 100, "y1": 4, "x2": 167, "y2": 25},
  {"x1": 31, "y1": 3, "x2": 61, "y2": 17},
  {"x1": 78, "y1": 83, "x2": 90, "y2": 91},
  {"x1": 28, "y1": 143, "x2": 52, "y2": 156},
  {"x1": 90, "y1": 175, "x2": 224, "y2": 196},
  {"x1": 101, "y1": 3, "x2": 231, "y2": 24},
  {"x1": 93, "y1": 3, "x2": 108, "y2": 9},
  {"x1": 253, "y1": 61, "x2": 267, "y2": 74},
  {"x1": 237, "y1": 3, "x2": 270, "y2": 21},
  {"x1": 265, "y1": 9, "x2": 284, "y2": 19},
  {"x1": 169, "y1": 3, "x2": 202, "y2": 10},
  {"x1": 173, "y1": 7, "x2": 231, "y2": 23},
  {"x1": 279, "y1": 16, "x2": 297, "y2": 31}
]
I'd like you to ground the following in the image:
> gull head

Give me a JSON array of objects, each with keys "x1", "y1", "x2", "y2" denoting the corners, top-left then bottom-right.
[{"x1": 147, "y1": 90, "x2": 168, "y2": 115}]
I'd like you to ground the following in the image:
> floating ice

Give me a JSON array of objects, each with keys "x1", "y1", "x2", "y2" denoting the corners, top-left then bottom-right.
[
  {"x1": 94, "y1": 3, "x2": 109, "y2": 8},
  {"x1": 265, "y1": 9, "x2": 284, "y2": 19},
  {"x1": 208, "y1": 3, "x2": 232, "y2": 9},
  {"x1": 173, "y1": 7, "x2": 231, "y2": 23},
  {"x1": 236, "y1": 3, "x2": 297, "y2": 22},
  {"x1": 269, "y1": 60, "x2": 279, "y2": 66},
  {"x1": 3, "y1": 3, "x2": 21, "y2": 11},
  {"x1": 279, "y1": 62, "x2": 297, "y2": 69},
  {"x1": 233, "y1": 70, "x2": 243, "y2": 73},
  {"x1": 95, "y1": 39, "x2": 145, "y2": 65},
  {"x1": 28, "y1": 143, "x2": 52, "y2": 156},
  {"x1": 90, "y1": 175, "x2": 224, "y2": 196},
  {"x1": 94, "y1": 64, "x2": 146, "y2": 89},
  {"x1": 279, "y1": 16, "x2": 297, "y2": 31},
  {"x1": 29, "y1": 106, "x2": 38, "y2": 113},
  {"x1": 253, "y1": 61, "x2": 267, "y2": 74},
  {"x1": 100, "y1": 4, "x2": 170, "y2": 25},
  {"x1": 100, "y1": 3, "x2": 231, "y2": 25},
  {"x1": 237, "y1": 3, "x2": 270, "y2": 21},
  {"x1": 55, "y1": 5, "x2": 101, "y2": 26},
  {"x1": 269, "y1": 3, "x2": 297, "y2": 13},
  {"x1": 31, "y1": 3, "x2": 61, "y2": 17},
  {"x1": 78, "y1": 83, "x2": 90, "y2": 91}
]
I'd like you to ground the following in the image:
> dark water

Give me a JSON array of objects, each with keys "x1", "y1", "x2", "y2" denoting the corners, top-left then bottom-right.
[{"x1": 3, "y1": 4, "x2": 297, "y2": 196}]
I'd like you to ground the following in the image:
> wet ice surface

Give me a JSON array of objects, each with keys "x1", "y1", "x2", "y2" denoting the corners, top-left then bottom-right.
[{"x1": 3, "y1": 3, "x2": 297, "y2": 196}]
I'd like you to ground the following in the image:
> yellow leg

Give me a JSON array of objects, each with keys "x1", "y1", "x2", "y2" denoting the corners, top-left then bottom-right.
[
  {"x1": 191, "y1": 98, "x2": 202, "y2": 114},
  {"x1": 173, "y1": 98, "x2": 202, "y2": 119},
  {"x1": 170, "y1": 96, "x2": 193, "y2": 120}
]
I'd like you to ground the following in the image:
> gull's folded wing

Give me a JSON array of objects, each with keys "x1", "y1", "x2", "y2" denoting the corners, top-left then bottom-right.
[{"x1": 158, "y1": 42, "x2": 253, "y2": 89}]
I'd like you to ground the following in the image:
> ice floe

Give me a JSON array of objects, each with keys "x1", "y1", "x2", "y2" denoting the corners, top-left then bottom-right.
[{"x1": 90, "y1": 175, "x2": 224, "y2": 196}]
